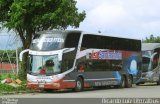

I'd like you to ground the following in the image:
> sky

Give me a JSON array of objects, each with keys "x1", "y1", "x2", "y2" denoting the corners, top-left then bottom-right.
[
  {"x1": 0, "y1": 28, "x2": 21, "y2": 50},
  {"x1": 71, "y1": 0, "x2": 160, "y2": 40}
]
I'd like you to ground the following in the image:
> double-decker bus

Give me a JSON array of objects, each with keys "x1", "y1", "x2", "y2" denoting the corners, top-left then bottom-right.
[
  {"x1": 136, "y1": 43, "x2": 160, "y2": 85},
  {"x1": 20, "y1": 30, "x2": 141, "y2": 91}
]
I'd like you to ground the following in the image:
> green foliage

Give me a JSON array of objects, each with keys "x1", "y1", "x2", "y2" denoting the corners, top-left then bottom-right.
[
  {"x1": 0, "y1": 82, "x2": 34, "y2": 94},
  {"x1": 0, "y1": 73, "x2": 18, "y2": 80},
  {"x1": 0, "y1": 84, "x2": 15, "y2": 92},
  {"x1": 0, "y1": 74, "x2": 33, "y2": 94},
  {"x1": 0, "y1": 0, "x2": 86, "y2": 80},
  {"x1": 0, "y1": 0, "x2": 86, "y2": 36},
  {"x1": 143, "y1": 35, "x2": 160, "y2": 43},
  {"x1": 0, "y1": 50, "x2": 15, "y2": 63},
  {"x1": 0, "y1": 48, "x2": 22, "y2": 63}
]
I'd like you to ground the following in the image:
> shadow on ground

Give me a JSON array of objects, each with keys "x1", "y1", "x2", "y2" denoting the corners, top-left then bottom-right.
[
  {"x1": 136, "y1": 83, "x2": 158, "y2": 86},
  {"x1": 39, "y1": 85, "x2": 137, "y2": 94}
]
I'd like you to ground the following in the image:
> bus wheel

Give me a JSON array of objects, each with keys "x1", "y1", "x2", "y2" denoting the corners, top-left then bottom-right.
[
  {"x1": 74, "y1": 77, "x2": 83, "y2": 92},
  {"x1": 157, "y1": 75, "x2": 160, "y2": 85},
  {"x1": 136, "y1": 82, "x2": 144, "y2": 86},
  {"x1": 136, "y1": 83, "x2": 140, "y2": 86},
  {"x1": 43, "y1": 89, "x2": 54, "y2": 93},
  {"x1": 119, "y1": 76, "x2": 126, "y2": 88},
  {"x1": 126, "y1": 75, "x2": 132, "y2": 88}
]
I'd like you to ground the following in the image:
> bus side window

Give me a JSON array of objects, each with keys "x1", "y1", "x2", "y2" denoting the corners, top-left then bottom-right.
[
  {"x1": 64, "y1": 33, "x2": 81, "y2": 48},
  {"x1": 61, "y1": 50, "x2": 76, "y2": 72}
]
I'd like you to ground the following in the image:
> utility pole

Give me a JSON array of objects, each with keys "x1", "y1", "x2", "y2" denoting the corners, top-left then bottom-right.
[{"x1": 16, "y1": 35, "x2": 19, "y2": 75}]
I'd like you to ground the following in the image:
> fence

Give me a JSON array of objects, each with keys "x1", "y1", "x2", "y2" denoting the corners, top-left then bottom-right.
[
  {"x1": 0, "y1": 63, "x2": 17, "y2": 74},
  {"x1": 0, "y1": 31, "x2": 21, "y2": 75}
]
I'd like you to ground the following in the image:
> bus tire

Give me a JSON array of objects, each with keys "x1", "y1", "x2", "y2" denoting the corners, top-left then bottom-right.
[
  {"x1": 136, "y1": 82, "x2": 144, "y2": 86},
  {"x1": 118, "y1": 76, "x2": 126, "y2": 88},
  {"x1": 74, "y1": 77, "x2": 84, "y2": 92},
  {"x1": 136, "y1": 83, "x2": 140, "y2": 86},
  {"x1": 43, "y1": 89, "x2": 54, "y2": 93},
  {"x1": 157, "y1": 75, "x2": 160, "y2": 85},
  {"x1": 125, "y1": 75, "x2": 132, "y2": 88}
]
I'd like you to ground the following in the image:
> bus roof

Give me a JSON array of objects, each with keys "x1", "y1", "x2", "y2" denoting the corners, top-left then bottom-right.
[
  {"x1": 82, "y1": 31, "x2": 140, "y2": 41},
  {"x1": 35, "y1": 30, "x2": 140, "y2": 41},
  {"x1": 142, "y1": 43, "x2": 160, "y2": 51},
  {"x1": 35, "y1": 30, "x2": 82, "y2": 35}
]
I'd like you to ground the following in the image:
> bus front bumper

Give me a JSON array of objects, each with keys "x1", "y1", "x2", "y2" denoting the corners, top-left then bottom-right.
[
  {"x1": 136, "y1": 77, "x2": 157, "y2": 84},
  {"x1": 27, "y1": 83, "x2": 62, "y2": 90},
  {"x1": 27, "y1": 81, "x2": 76, "y2": 90}
]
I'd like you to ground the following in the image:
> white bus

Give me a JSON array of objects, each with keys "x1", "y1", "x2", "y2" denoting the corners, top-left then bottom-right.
[{"x1": 20, "y1": 30, "x2": 141, "y2": 91}]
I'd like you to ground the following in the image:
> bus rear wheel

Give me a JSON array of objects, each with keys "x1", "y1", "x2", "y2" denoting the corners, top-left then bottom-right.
[
  {"x1": 136, "y1": 82, "x2": 145, "y2": 86},
  {"x1": 125, "y1": 75, "x2": 132, "y2": 88},
  {"x1": 74, "y1": 77, "x2": 84, "y2": 92},
  {"x1": 136, "y1": 83, "x2": 140, "y2": 86},
  {"x1": 157, "y1": 75, "x2": 160, "y2": 85},
  {"x1": 117, "y1": 76, "x2": 126, "y2": 88}
]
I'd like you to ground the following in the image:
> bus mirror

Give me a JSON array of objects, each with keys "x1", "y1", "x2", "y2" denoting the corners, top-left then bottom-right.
[
  {"x1": 19, "y1": 49, "x2": 30, "y2": 61},
  {"x1": 151, "y1": 52, "x2": 157, "y2": 62}
]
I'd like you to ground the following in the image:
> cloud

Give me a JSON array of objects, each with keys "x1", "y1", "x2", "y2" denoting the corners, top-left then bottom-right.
[
  {"x1": 74, "y1": 0, "x2": 160, "y2": 39},
  {"x1": 88, "y1": 1, "x2": 126, "y2": 26}
]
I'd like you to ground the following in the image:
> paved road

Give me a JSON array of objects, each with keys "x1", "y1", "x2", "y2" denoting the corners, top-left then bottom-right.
[{"x1": 1, "y1": 83, "x2": 160, "y2": 98}]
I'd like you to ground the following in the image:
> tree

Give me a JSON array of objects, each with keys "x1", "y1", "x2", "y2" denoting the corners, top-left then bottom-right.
[
  {"x1": 0, "y1": 0, "x2": 86, "y2": 79},
  {"x1": 143, "y1": 35, "x2": 160, "y2": 43}
]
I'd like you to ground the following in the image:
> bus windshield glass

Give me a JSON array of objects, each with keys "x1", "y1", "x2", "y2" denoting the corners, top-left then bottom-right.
[
  {"x1": 31, "y1": 33, "x2": 65, "y2": 51},
  {"x1": 142, "y1": 56, "x2": 150, "y2": 72},
  {"x1": 29, "y1": 55, "x2": 61, "y2": 75}
]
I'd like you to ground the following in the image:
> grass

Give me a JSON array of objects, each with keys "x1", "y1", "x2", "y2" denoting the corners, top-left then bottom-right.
[
  {"x1": 0, "y1": 73, "x2": 39, "y2": 95},
  {"x1": 0, "y1": 83, "x2": 38, "y2": 95},
  {"x1": 0, "y1": 73, "x2": 18, "y2": 80}
]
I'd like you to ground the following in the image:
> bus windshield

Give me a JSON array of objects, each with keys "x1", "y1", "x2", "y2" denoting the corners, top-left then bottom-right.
[
  {"x1": 142, "y1": 56, "x2": 150, "y2": 72},
  {"x1": 29, "y1": 55, "x2": 61, "y2": 75}
]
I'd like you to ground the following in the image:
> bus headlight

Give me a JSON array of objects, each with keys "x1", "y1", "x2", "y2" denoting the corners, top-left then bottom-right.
[
  {"x1": 142, "y1": 73, "x2": 147, "y2": 77},
  {"x1": 53, "y1": 83, "x2": 60, "y2": 87}
]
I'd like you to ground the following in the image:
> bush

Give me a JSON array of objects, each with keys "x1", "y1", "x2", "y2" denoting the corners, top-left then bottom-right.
[
  {"x1": 0, "y1": 82, "x2": 31, "y2": 94},
  {"x1": 0, "y1": 73, "x2": 38, "y2": 94},
  {"x1": 0, "y1": 74, "x2": 28, "y2": 93}
]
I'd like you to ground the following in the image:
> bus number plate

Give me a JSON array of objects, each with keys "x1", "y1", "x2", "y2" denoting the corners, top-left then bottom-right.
[{"x1": 39, "y1": 84, "x2": 44, "y2": 88}]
